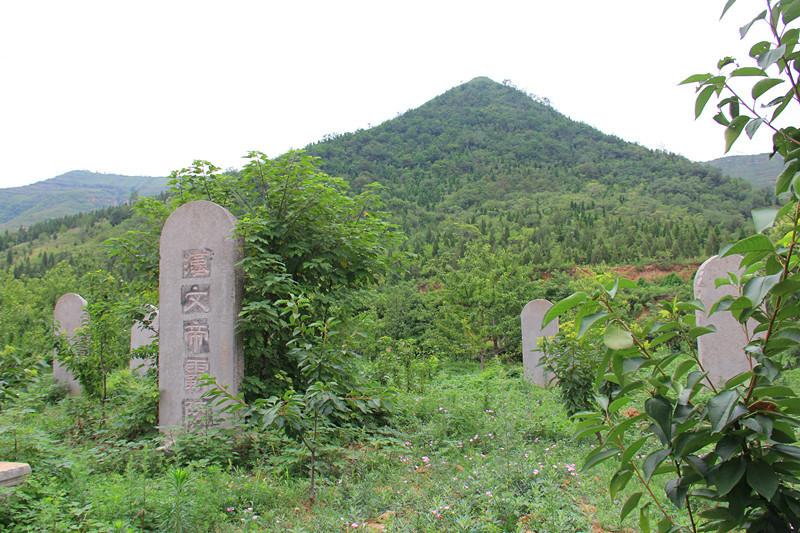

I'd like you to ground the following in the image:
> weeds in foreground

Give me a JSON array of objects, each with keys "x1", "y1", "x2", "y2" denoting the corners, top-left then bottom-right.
[{"x1": 0, "y1": 364, "x2": 639, "y2": 532}]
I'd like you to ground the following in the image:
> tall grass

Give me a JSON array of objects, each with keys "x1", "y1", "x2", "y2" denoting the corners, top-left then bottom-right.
[{"x1": 0, "y1": 364, "x2": 646, "y2": 532}]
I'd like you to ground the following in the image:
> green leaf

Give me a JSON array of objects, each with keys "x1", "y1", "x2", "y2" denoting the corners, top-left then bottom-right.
[
  {"x1": 730, "y1": 67, "x2": 767, "y2": 77},
  {"x1": 743, "y1": 272, "x2": 783, "y2": 307},
  {"x1": 695, "y1": 85, "x2": 717, "y2": 119},
  {"x1": 606, "y1": 414, "x2": 647, "y2": 444},
  {"x1": 716, "y1": 458, "x2": 746, "y2": 495},
  {"x1": 609, "y1": 396, "x2": 634, "y2": 414},
  {"x1": 542, "y1": 292, "x2": 586, "y2": 327},
  {"x1": 679, "y1": 73, "x2": 712, "y2": 85},
  {"x1": 581, "y1": 447, "x2": 622, "y2": 472},
  {"x1": 622, "y1": 356, "x2": 648, "y2": 374},
  {"x1": 741, "y1": 10, "x2": 767, "y2": 38},
  {"x1": 770, "y1": 279, "x2": 800, "y2": 296},
  {"x1": 574, "y1": 424, "x2": 606, "y2": 441},
  {"x1": 773, "y1": 91, "x2": 794, "y2": 122},
  {"x1": 773, "y1": 444, "x2": 800, "y2": 458},
  {"x1": 724, "y1": 115, "x2": 751, "y2": 153},
  {"x1": 717, "y1": 57, "x2": 735, "y2": 69},
  {"x1": 746, "y1": 117, "x2": 764, "y2": 139},
  {"x1": 720, "y1": 0, "x2": 737, "y2": 19},
  {"x1": 645, "y1": 396, "x2": 673, "y2": 442},
  {"x1": 716, "y1": 435, "x2": 743, "y2": 461},
  {"x1": 579, "y1": 311, "x2": 609, "y2": 338},
  {"x1": 639, "y1": 505, "x2": 651, "y2": 533},
  {"x1": 771, "y1": 327, "x2": 800, "y2": 347},
  {"x1": 776, "y1": 160, "x2": 799, "y2": 194},
  {"x1": 674, "y1": 359, "x2": 698, "y2": 382},
  {"x1": 665, "y1": 478, "x2": 689, "y2": 510},
  {"x1": 610, "y1": 470, "x2": 633, "y2": 500},
  {"x1": 753, "y1": 385, "x2": 796, "y2": 398},
  {"x1": 621, "y1": 492, "x2": 642, "y2": 521},
  {"x1": 620, "y1": 436, "x2": 649, "y2": 467},
  {"x1": 604, "y1": 323, "x2": 634, "y2": 350},
  {"x1": 688, "y1": 326, "x2": 716, "y2": 339},
  {"x1": 651, "y1": 331, "x2": 677, "y2": 348},
  {"x1": 785, "y1": 0, "x2": 800, "y2": 23},
  {"x1": 724, "y1": 234, "x2": 775, "y2": 255},
  {"x1": 758, "y1": 44, "x2": 787, "y2": 69},
  {"x1": 752, "y1": 78, "x2": 785, "y2": 100},
  {"x1": 643, "y1": 449, "x2": 670, "y2": 480},
  {"x1": 708, "y1": 390, "x2": 739, "y2": 434},
  {"x1": 752, "y1": 207, "x2": 779, "y2": 233},
  {"x1": 713, "y1": 112, "x2": 731, "y2": 126},
  {"x1": 724, "y1": 371, "x2": 753, "y2": 389}
]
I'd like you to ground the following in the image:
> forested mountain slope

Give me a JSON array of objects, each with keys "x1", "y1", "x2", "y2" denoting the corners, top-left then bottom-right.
[
  {"x1": 307, "y1": 77, "x2": 771, "y2": 271},
  {"x1": 1, "y1": 78, "x2": 774, "y2": 280},
  {"x1": 706, "y1": 153, "x2": 785, "y2": 189},
  {"x1": 0, "y1": 170, "x2": 167, "y2": 230}
]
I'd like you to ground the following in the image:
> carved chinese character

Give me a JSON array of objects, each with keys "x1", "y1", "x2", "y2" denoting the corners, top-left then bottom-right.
[
  {"x1": 182, "y1": 398, "x2": 211, "y2": 426},
  {"x1": 182, "y1": 248, "x2": 213, "y2": 279},
  {"x1": 183, "y1": 319, "x2": 210, "y2": 353},
  {"x1": 184, "y1": 357, "x2": 210, "y2": 392},
  {"x1": 181, "y1": 284, "x2": 210, "y2": 314}
]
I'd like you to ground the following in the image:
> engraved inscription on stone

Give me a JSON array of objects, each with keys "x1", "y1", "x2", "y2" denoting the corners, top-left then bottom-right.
[
  {"x1": 182, "y1": 248, "x2": 214, "y2": 279},
  {"x1": 182, "y1": 398, "x2": 211, "y2": 425},
  {"x1": 160, "y1": 200, "x2": 243, "y2": 431},
  {"x1": 181, "y1": 284, "x2": 210, "y2": 314},
  {"x1": 184, "y1": 357, "x2": 210, "y2": 393},
  {"x1": 183, "y1": 319, "x2": 210, "y2": 353}
]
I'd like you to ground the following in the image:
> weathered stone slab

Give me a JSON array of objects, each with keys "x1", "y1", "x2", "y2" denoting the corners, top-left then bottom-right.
[
  {"x1": 53, "y1": 293, "x2": 87, "y2": 394},
  {"x1": 694, "y1": 254, "x2": 757, "y2": 386},
  {"x1": 130, "y1": 307, "x2": 158, "y2": 376},
  {"x1": 158, "y1": 200, "x2": 243, "y2": 430},
  {"x1": 521, "y1": 299, "x2": 557, "y2": 387},
  {"x1": 0, "y1": 462, "x2": 31, "y2": 487}
]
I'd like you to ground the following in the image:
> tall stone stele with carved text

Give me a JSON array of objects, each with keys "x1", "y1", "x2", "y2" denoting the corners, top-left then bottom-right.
[
  {"x1": 520, "y1": 299, "x2": 557, "y2": 387},
  {"x1": 694, "y1": 254, "x2": 758, "y2": 386},
  {"x1": 53, "y1": 292, "x2": 87, "y2": 394},
  {"x1": 159, "y1": 200, "x2": 244, "y2": 430}
]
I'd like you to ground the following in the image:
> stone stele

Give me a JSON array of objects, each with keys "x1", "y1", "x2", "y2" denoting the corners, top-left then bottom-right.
[
  {"x1": 0, "y1": 462, "x2": 31, "y2": 487},
  {"x1": 694, "y1": 254, "x2": 757, "y2": 386},
  {"x1": 158, "y1": 200, "x2": 243, "y2": 430},
  {"x1": 53, "y1": 292, "x2": 87, "y2": 394},
  {"x1": 521, "y1": 299, "x2": 557, "y2": 387},
  {"x1": 130, "y1": 307, "x2": 158, "y2": 376}
]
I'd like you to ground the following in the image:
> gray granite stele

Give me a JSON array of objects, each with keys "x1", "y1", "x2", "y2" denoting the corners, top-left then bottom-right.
[
  {"x1": 0, "y1": 462, "x2": 31, "y2": 487},
  {"x1": 521, "y1": 299, "x2": 557, "y2": 387},
  {"x1": 158, "y1": 200, "x2": 244, "y2": 431},
  {"x1": 130, "y1": 307, "x2": 158, "y2": 376},
  {"x1": 53, "y1": 292, "x2": 87, "y2": 394},
  {"x1": 694, "y1": 254, "x2": 758, "y2": 386}
]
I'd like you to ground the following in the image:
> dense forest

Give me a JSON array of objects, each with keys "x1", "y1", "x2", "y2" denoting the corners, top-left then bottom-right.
[
  {"x1": 0, "y1": 77, "x2": 764, "y2": 377},
  {"x1": 307, "y1": 77, "x2": 771, "y2": 271}
]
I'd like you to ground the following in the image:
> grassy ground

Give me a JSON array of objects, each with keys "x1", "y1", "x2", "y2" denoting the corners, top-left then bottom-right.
[{"x1": 0, "y1": 363, "x2": 650, "y2": 532}]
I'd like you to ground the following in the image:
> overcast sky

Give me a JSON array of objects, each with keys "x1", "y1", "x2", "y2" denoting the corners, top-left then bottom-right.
[{"x1": 0, "y1": 1, "x2": 786, "y2": 189}]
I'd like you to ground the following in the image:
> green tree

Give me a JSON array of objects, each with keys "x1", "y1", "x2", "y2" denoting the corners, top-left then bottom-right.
[
  {"x1": 56, "y1": 271, "x2": 131, "y2": 423},
  {"x1": 548, "y1": 3, "x2": 800, "y2": 531},
  {"x1": 113, "y1": 150, "x2": 404, "y2": 398},
  {"x1": 438, "y1": 243, "x2": 537, "y2": 368}
]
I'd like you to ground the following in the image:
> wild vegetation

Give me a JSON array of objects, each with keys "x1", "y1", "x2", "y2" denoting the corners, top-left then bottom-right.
[{"x1": 5, "y1": 1, "x2": 800, "y2": 531}]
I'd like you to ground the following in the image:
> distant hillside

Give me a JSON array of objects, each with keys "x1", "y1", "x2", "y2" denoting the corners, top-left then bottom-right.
[
  {"x1": 705, "y1": 153, "x2": 784, "y2": 189},
  {"x1": 1, "y1": 77, "x2": 773, "y2": 279},
  {"x1": 306, "y1": 77, "x2": 770, "y2": 269},
  {"x1": 0, "y1": 170, "x2": 167, "y2": 229}
]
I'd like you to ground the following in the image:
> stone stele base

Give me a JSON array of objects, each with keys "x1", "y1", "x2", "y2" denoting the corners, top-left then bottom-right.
[{"x1": 0, "y1": 462, "x2": 31, "y2": 487}]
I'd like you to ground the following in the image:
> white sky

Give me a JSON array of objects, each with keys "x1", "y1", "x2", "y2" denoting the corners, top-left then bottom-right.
[{"x1": 0, "y1": 1, "x2": 786, "y2": 188}]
